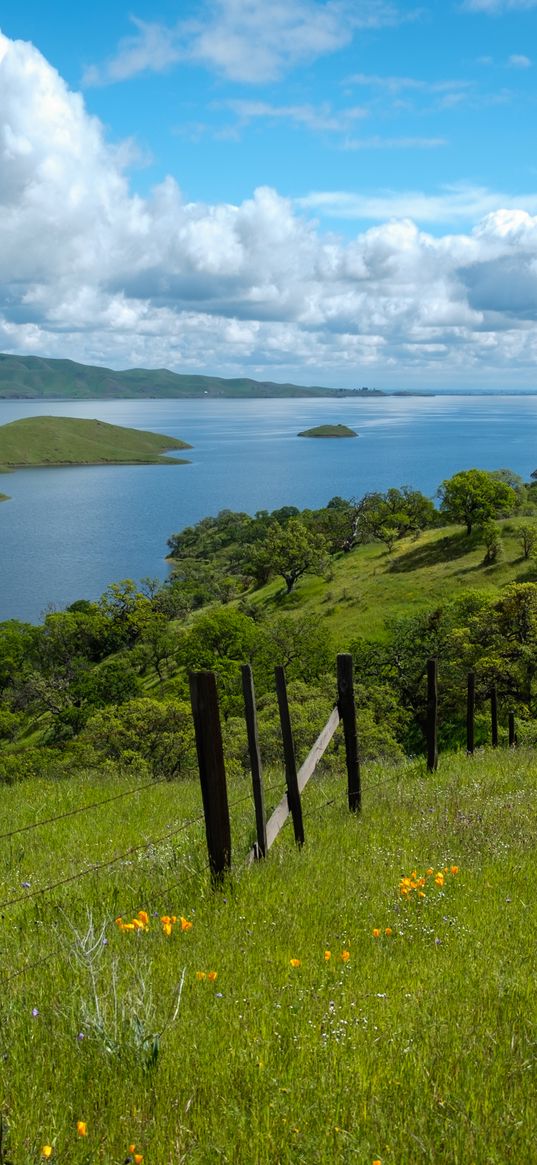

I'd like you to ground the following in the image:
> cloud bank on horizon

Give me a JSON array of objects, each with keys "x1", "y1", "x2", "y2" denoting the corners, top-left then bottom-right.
[{"x1": 1, "y1": 4, "x2": 537, "y2": 389}]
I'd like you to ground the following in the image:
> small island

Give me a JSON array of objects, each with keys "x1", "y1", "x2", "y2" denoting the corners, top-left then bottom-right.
[
  {"x1": 0, "y1": 415, "x2": 192, "y2": 472},
  {"x1": 298, "y1": 424, "x2": 358, "y2": 439}
]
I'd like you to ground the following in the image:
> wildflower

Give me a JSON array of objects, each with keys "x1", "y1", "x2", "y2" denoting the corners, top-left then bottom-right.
[
  {"x1": 451, "y1": 865, "x2": 459, "y2": 875},
  {"x1": 341, "y1": 950, "x2": 350, "y2": 962},
  {"x1": 196, "y1": 971, "x2": 206, "y2": 980},
  {"x1": 31, "y1": 1007, "x2": 39, "y2": 1018},
  {"x1": 207, "y1": 970, "x2": 218, "y2": 982},
  {"x1": 324, "y1": 950, "x2": 331, "y2": 961},
  {"x1": 134, "y1": 1156, "x2": 143, "y2": 1164},
  {"x1": 435, "y1": 873, "x2": 445, "y2": 887},
  {"x1": 21, "y1": 881, "x2": 31, "y2": 888},
  {"x1": 122, "y1": 922, "x2": 136, "y2": 931},
  {"x1": 162, "y1": 921, "x2": 173, "y2": 937},
  {"x1": 137, "y1": 910, "x2": 149, "y2": 926},
  {"x1": 77, "y1": 1032, "x2": 85, "y2": 1041},
  {"x1": 385, "y1": 927, "x2": 393, "y2": 937},
  {"x1": 373, "y1": 1159, "x2": 382, "y2": 1164},
  {"x1": 132, "y1": 919, "x2": 145, "y2": 930},
  {"x1": 76, "y1": 1121, "x2": 87, "y2": 1137},
  {"x1": 129, "y1": 1146, "x2": 136, "y2": 1154},
  {"x1": 426, "y1": 867, "x2": 433, "y2": 876},
  {"x1": 418, "y1": 891, "x2": 426, "y2": 899},
  {"x1": 180, "y1": 916, "x2": 193, "y2": 931},
  {"x1": 41, "y1": 1148, "x2": 53, "y2": 1160},
  {"x1": 372, "y1": 929, "x2": 381, "y2": 938},
  {"x1": 289, "y1": 958, "x2": 301, "y2": 968}
]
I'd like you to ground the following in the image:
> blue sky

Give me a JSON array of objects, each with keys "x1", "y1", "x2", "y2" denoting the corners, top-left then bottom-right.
[{"x1": 1, "y1": 0, "x2": 537, "y2": 387}]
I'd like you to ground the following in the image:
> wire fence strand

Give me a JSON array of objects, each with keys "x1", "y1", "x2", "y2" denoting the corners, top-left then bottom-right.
[{"x1": 0, "y1": 776, "x2": 171, "y2": 843}]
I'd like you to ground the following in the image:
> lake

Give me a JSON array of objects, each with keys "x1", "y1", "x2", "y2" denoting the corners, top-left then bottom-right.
[{"x1": 1, "y1": 394, "x2": 536, "y2": 623}]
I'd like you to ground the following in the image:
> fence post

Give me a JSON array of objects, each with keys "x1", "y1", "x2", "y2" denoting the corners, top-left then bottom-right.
[
  {"x1": 189, "y1": 670, "x2": 231, "y2": 882},
  {"x1": 466, "y1": 671, "x2": 475, "y2": 755},
  {"x1": 508, "y1": 711, "x2": 517, "y2": 748},
  {"x1": 241, "y1": 664, "x2": 267, "y2": 860},
  {"x1": 491, "y1": 686, "x2": 498, "y2": 748},
  {"x1": 426, "y1": 658, "x2": 438, "y2": 772},
  {"x1": 275, "y1": 666, "x2": 305, "y2": 847},
  {"x1": 337, "y1": 653, "x2": 361, "y2": 812}
]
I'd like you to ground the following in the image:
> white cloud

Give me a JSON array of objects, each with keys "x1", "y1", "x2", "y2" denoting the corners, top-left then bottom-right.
[
  {"x1": 462, "y1": 0, "x2": 537, "y2": 11},
  {"x1": 5, "y1": 31, "x2": 537, "y2": 386},
  {"x1": 507, "y1": 53, "x2": 532, "y2": 67},
  {"x1": 85, "y1": 0, "x2": 404, "y2": 86},
  {"x1": 224, "y1": 99, "x2": 368, "y2": 134}
]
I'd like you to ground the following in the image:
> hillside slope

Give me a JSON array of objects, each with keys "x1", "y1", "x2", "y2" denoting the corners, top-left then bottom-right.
[
  {"x1": 0, "y1": 352, "x2": 365, "y2": 400},
  {"x1": 0, "y1": 415, "x2": 191, "y2": 468}
]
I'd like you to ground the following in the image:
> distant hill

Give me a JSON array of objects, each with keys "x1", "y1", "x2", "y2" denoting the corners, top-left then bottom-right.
[
  {"x1": 0, "y1": 416, "x2": 191, "y2": 469},
  {"x1": 298, "y1": 424, "x2": 358, "y2": 438},
  {"x1": 0, "y1": 353, "x2": 374, "y2": 400}
]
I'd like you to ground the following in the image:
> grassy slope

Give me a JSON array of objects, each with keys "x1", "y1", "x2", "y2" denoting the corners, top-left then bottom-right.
[
  {"x1": 1, "y1": 748, "x2": 536, "y2": 1163},
  {"x1": 0, "y1": 415, "x2": 191, "y2": 468},
  {"x1": 250, "y1": 519, "x2": 537, "y2": 644},
  {"x1": 0, "y1": 352, "x2": 361, "y2": 400}
]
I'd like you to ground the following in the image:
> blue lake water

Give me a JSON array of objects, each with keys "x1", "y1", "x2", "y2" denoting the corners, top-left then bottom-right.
[{"x1": 0, "y1": 394, "x2": 536, "y2": 623}]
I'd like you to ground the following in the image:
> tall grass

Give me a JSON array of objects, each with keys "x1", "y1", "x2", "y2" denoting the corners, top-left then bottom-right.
[{"x1": 1, "y1": 749, "x2": 536, "y2": 1163}]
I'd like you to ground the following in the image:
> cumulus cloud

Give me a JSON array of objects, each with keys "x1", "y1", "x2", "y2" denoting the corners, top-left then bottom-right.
[
  {"x1": 4, "y1": 30, "x2": 537, "y2": 385},
  {"x1": 507, "y1": 53, "x2": 532, "y2": 67},
  {"x1": 85, "y1": 0, "x2": 404, "y2": 86}
]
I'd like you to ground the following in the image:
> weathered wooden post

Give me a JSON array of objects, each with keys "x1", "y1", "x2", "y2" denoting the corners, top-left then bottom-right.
[
  {"x1": 491, "y1": 685, "x2": 498, "y2": 748},
  {"x1": 508, "y1": 711, "x2": 517, "y2": 748},
  {"x1": 337, "y1": 653, "x2": 361, "y2": 812},
  {"x1": 275, "y1": 665, "x2": 305, "y2": 847},
  {"x1": 466, "y1": 671, "x2": 475, "y2": 755},
  {"x1": 241, "y1": 664, "x2": 267, "y2": 860},
  {"x1": 426, "y1": 658, "x2": 438, "y2": 772},
  {"x1": 189, "y1": 670, "x2": 231, "y2": 882}
]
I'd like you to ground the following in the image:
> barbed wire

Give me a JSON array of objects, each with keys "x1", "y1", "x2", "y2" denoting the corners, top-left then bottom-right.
[{"x1": 0, "y1": 776, "x2": 170, "y2": 843}]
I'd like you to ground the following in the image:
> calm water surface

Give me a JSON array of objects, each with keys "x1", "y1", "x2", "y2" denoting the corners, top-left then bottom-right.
[{"x1": 1, "y1": 395, "x2": 536, "y2": 622}]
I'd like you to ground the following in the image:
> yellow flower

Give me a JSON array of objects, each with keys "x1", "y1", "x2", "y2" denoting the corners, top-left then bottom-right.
[
  {"x1": 122, "y1": 922, "x2": 135, "y2": 931},
  {"x1": 207, "y1": 970, "x2": 218, "y2": 982},
  {"x1": 196, "y1": 971, "x2": 206, "y2": 980},
  {"x1": 451, "y1": 865, "x2": 459, "y2": 875},
  {"x1": 76, "y1": 1121, "x2": 87, "y2": 1137},
  {"x1": 372, "y1": 928, "x2": 381, "y2": 938},
  {"x1": 324, "y1": 950, "x2": 331, "y2": 961},
  {"x1": 341, "y1": 950, "x2": 350, "y2": 962},
  {"x1": 435, "y1": 873, "x2": 445, "y2": 887},
  {"x1": 128, "y1": 1145, "x2": 136, "y2": 1154},
  {"x1": 41, "y1": 1149, "x2": 53, "y2": 1160},
  {"x1": 132, "y1": 918, "x2": 145, "y2": 930},
  {"x1": 180, "y1": 916, "x2": 193, "y2": 931},
  {"x1": 137, "y1": 910, "x2": 149, "y2": 926},
  {"x1": 426, "y1": 867, "x2": 433, "y2": 876},
  {"x1": 162, "y1": 921, "x2": 172, "y2": 937},
  {"x1": 134, "y1": 1156, "x2": 143, "y2": 1164},
  {"x1": 289, "y1": 958, "x2": 301, "y2": 968},
  {"x1": 385, "y1": 927, "x2": 393, "y2": 936},
  {"x1": 418, "y1": 891, "x2": 426, "y2": 898},
  {"x1": 373, "y1": 1159, "x2": 382, "y2": 1164}
]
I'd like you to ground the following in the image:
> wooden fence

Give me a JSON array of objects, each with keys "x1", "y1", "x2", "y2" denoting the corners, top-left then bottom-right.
[{"x1": 189, "y1": 654, "x2": 519, "y2": 881}]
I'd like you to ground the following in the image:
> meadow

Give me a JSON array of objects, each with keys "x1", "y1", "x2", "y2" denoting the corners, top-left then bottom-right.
[{"x1": 1, "y1": 745, "x2": 536, "y2": 1164}]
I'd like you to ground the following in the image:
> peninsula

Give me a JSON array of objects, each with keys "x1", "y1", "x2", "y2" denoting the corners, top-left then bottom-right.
[
  {"x1": 298, "y1": 424, "x2": 358, "y2": 438},
  {"x1": 0, "y1": 416, "x2": 191, "y2": 470}
]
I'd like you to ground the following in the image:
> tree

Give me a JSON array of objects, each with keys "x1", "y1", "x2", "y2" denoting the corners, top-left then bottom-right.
[
  {"x1": 437, "y1": 469, "x2": 517, "y2": 535},
  {"x1": 517, "y1": 524, "x2": 537, "y2": 560},
  {"x1": 355, "y1": 487, "x2": 435, "y2": 551},
  {"x1": 257, "y1": 518, "x2": 328, "y2": 593},
  {"x1": 482, "y1": 521, "x2": 503, "y2": 564}
]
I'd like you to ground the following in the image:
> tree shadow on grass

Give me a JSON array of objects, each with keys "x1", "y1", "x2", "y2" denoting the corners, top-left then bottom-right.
[{"x1": 389, "y1": 530, "x2": 477, "y2": 573}]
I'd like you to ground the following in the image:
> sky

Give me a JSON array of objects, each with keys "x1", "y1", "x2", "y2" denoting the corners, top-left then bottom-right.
[{"x1": 1, "y1": 1, "x2": 537, "y2": 389}]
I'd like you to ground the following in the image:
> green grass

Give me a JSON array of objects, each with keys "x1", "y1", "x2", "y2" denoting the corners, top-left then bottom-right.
[
  {"x1": 0, "y1": 416, "x2": 191, "y2": 470},
  {"x1": 250, "y1": 519, "x2": 537, "y2": 643},
  {"x1": 1, "y1": 747, "x2": 536, "y2": 1162}
]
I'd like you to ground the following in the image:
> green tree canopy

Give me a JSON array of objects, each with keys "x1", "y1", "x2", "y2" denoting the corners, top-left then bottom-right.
[{"x1": 437, "y1": 469, "x2": 517, "y2": 535}]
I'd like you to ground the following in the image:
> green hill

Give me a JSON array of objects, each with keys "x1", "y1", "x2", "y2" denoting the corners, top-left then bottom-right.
[
  {"x1": 298, "y1": 424, "x2": 358, "y2": 438},
  {"x1": 0, "y1": 415, "x2": 191, "y2": 469},
  {"x1": 0, "y1": 352, "x2": 370, "y2": 400}
]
